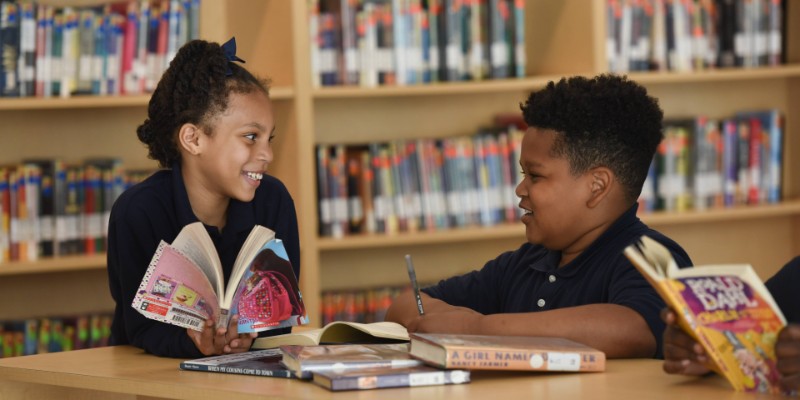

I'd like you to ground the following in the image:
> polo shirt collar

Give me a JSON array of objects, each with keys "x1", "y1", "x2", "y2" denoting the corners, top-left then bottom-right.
[
  {"x1": 531, "y1": 203, "x2": 641, "y2": 277},
  {"x1": 170, "y1": 162, "x2": 256, "y2": 238}
]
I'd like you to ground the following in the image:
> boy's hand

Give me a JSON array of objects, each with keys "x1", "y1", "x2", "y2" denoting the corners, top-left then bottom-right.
[
  {"x1": 661, "y1": 308, "x2": 712, "y2": 376},
  {"x1": 407, "y1": 306, "x2": 483, "y2": 335},
  {"x1": 776, "y1": 324, "x2": 800, "y2": 391}
]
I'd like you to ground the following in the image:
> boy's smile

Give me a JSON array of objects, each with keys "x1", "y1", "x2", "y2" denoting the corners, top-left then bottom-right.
[{"x1": 516, "y1": 127, "x2": 595, "y2": 254}]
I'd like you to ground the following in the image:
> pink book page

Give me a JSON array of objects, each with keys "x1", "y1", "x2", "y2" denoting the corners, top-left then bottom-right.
[{"x1": 132, "y1": 241, "x2": 220, "y2": 331}]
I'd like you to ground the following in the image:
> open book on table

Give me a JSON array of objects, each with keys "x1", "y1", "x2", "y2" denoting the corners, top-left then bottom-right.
[
  {"x1": 132, "y1": 222, "x2": 308, "y2": 333},
  {"x1": 252, "y1": 321, "x2": 408, "y2": 349},
  {"x1": 624, "y1": 235, "x2": 787, "y2": 394}
]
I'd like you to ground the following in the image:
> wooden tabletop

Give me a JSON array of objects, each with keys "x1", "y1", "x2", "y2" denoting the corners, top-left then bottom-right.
[{"x1": 0, "y1": 345, "x2": 783, "y2": 400}]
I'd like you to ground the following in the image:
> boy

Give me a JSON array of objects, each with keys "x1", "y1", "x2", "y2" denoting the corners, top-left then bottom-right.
[
  {"x1": 662, "y1": 257, "x2": 800, "y2": 390},
  {"x1": 386, "y1": 74, "x2": 692, "y2": 358}
]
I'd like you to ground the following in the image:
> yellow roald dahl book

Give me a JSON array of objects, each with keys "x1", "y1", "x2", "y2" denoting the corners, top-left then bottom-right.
[{"x1": 625, "y1": 235, "x2": 786, "y2": 394}]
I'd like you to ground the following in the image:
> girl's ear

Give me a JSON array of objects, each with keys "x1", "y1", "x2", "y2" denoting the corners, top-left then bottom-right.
[{"x1": 177, "y1": 123, "x2": 202, "y2": 155}]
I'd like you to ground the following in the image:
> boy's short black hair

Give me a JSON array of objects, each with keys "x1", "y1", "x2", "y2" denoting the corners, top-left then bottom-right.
[{"x1": 520, "y1": 74, "x2": 663, "y2": 203}]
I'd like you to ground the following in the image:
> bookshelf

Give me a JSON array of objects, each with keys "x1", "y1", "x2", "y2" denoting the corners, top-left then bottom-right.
[{"x1": 2, "y1": 0, "x2": 799, "y2": 329}]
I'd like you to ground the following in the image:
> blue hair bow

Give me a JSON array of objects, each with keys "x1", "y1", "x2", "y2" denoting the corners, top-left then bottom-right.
[{"x1": 222, "y1": 37, "x2": 246, "y2": 76}]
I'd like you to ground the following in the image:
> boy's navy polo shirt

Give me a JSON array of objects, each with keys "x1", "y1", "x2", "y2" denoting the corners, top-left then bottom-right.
[
  {"x1": 107, "y1": 163, "x2": 300, "y2": 358},
  {"x1": 766, "y1": 256, "x2": 800, "y2": 323},
  {"x1": 422, "y1": 204, "x2": 692, "y2": 359}
]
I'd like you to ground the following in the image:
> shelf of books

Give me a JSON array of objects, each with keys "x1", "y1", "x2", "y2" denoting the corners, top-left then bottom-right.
[
  {"x1": 0, "y1": 253, "x2": 106, "y2": 276},
  {"x1": 311, "y1": 65, "x2": 800, "y2": 99},
  {"x1": 0, "y1": 87, "x2": 294, "y2": 110}
]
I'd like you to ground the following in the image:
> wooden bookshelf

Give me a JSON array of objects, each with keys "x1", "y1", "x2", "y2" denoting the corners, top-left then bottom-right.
[{"x1": 3, "y1": 0, "x2": 800, "y2": 328}]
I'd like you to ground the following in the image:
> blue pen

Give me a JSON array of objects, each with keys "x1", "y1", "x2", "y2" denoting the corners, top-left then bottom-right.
[{"x1": 405, "y1": 254, "x2": 425, "y2": 315}]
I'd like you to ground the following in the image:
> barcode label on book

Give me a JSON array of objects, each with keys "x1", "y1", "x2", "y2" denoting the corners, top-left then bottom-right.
[
  {"x1": 170, "y1": 313, "x2": 203, "y2": 329},
  {"x1": 547, "y1": 352, "x2": 581, "y2": 371},
  {"x1": 409, "y1": 371, "x2": 446, "y2": 386}
]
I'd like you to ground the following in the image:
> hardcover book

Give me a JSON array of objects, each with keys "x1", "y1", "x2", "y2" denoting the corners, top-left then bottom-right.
[
  {"x1": 409, "y1": 333, "x2": 605, "y2": 372},
  {"x1": 624, "y1": 235, "x2": 786, "y2": 394},
  {"x1": 252, "y1": 321, "x2": 408, "y2": 349},
  {"x1": 280, "y1": 343, "x2": 422, "y2": 379},
  {"x1": 180, "y1": 349, "x2": 292, "y2": 378},
  {"x1": 313, "y1": 365, "x2": 470, "y2": 391},
  {"x1": 132, "y1": 222, "x2": 308, "y2": 333}
]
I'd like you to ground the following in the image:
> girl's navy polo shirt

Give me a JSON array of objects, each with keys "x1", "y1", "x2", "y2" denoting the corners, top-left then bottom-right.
[
  {"x1": 422, "y1": 204, "x2": 692, "y2": 359},
  {"x1": 107, "y1": 163, "x2": 300, "y2": 358}
]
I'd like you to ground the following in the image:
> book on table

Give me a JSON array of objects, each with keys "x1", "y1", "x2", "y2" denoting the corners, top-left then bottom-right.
[
  {"x1": 280, "y1": 343, "x2": 422, "y2": 379},
  {"x1": 312, "y1": 365, "x2": 470, "y2": 391},
  {"x1": 179, "y1": 349, "x2": 292, "y2": 378},
  {"x1": 624, "y1": 235, "x2": 786, "y2": 394},
  {"x1": 409, "y1": 333, "x2": 606, "y2": 372},
  {"x1": 252, "y1": 321, "x2": 408, "y2": 349},
  {"x1": 132, "y1": 222, "x2": 308, "y2": 334}
]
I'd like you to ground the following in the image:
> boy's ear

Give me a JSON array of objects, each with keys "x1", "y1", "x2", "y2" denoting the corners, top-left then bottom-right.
[
  {"x1": 586, "y1": 167, "x2": 612, "y2": 208},
  {"x1": 177, "y1": 123, "x2": 202, "y2": 155}
]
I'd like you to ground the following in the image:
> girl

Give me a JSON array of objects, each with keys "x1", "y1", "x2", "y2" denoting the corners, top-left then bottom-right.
[{"x1": 106, "y1": 38, "x2": 300, "y2": 358}]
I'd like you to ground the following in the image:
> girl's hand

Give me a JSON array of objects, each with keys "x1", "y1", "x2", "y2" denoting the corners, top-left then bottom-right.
[
  {"x1": 187, "y1": 319, "x2": 228, "y2": 356},
  {"x1": 224, "y1": 315, "x2": 258, "y2": 354},
  {"x1": 186, "y1": 316, "x2": 255, "y2": 355}
]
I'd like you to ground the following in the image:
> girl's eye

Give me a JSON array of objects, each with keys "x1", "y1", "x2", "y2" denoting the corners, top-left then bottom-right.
[
  {"x1": 268, "y1": 134, "x2": 276, "y2": 143},
  {"x1": 244, "y1": 133, "x2": 257, "y2": 142}
]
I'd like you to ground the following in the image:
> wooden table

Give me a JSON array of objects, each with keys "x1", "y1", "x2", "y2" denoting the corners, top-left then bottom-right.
[{"x1": 0, "y1": 345, "x2": 782, "y2": 399}]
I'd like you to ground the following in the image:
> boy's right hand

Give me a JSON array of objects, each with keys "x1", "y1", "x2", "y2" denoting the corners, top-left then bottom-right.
[{"x1": 661, "y1": 308, "x2": 712, "y2": 376}]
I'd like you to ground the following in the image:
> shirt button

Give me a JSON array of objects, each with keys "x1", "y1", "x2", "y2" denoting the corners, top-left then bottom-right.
[
  {"x1": 537, "y1": 299, "x2": 545, "y2": 308},
  {"x1": 548, "y1": 275, "x2": 556, "y2": 283}
]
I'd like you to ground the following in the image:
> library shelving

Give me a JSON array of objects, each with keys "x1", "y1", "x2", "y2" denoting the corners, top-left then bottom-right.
[{"x1": 2, "y1": 0, "x2": 799, "y2": 328}]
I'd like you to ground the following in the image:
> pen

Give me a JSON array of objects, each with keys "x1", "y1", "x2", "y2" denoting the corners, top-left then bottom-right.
[{"x1": 405, "y1": 254, "x2": 425, "y2": 315}]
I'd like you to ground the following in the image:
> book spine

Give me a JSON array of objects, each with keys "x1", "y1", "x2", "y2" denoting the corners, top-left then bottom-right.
[
  {"x1": 179, "y1": 362, "x2": 293, "y2": 378},
  {"x1": 441, "y1": 347, "x2": 605, "y2": 372},
  {"x1": 324, "y1": 369, "x2": 470, "y2": 391}
]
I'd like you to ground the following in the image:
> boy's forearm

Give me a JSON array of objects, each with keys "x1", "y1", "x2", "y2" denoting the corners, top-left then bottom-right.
[
  {"x1": 478, "y1": 304, "x2": 655, "y2": 358},
  {"x1": 386, "y1": 291, "x2": 452, "y2": 326}
]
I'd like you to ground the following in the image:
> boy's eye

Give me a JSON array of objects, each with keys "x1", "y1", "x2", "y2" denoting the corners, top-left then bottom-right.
[
  {"x1": 244, "y1": 133, "x2": 257, "y2": 141},
  {"x1": 269, "y1": 134, "x2": 276, "y2": 143}
]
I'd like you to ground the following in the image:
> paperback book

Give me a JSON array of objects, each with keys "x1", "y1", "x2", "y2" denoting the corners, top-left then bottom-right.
[
  {"x1": 252, "y1": 321, "x2": 408, "y2": 349},
  {"x1": 313, "y1": 365, "x2": 470, "y2": 391},
  {"x1": 409, "y1": 333, "x2": 606, "y2": 372},
  {"x1": 132, "y1": 222, "x2": 308, "y2": 334},
  {"x1": 180, "y1": 349, "x2": 292, "y2": 378},
  {"x1": 624, "y1": 235, "x2": 786, "y2": 394},
  {"x1": 280, "y1": 343, "x2": 422, "y2": 379}
]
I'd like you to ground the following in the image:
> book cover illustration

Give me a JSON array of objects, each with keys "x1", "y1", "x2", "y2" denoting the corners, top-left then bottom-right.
[
  {"x1": 132, "y1": 233, "x2": 307, "y2": 334},
  {"x1": 179, "y1": 348, "x2": 292, "y2": 378},
  {"x1": 228, "y1": 239, "x2": 308, "y2": 332},
  {"x1": 312, "y1": 365, "x2": 470, "y2": 391},
  {"x1": 668, "y1": 273, "x2": 784, "y2": 393}
]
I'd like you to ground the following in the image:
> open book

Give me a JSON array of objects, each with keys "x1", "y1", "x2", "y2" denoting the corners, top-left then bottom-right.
[
  {"x1": 252, "y1": 321, "x2": 408, "y2": 349},
  {"x1": 624, "y1": 235, "x2": 786, "y2": 394},
  {"x1": 132, "y1": 222, "x2": 308, "y2": 333}
]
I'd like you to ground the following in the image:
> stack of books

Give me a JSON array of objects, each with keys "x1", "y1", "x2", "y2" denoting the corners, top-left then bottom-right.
[{"x1": 180, "y1": 320, "x2": 606, "y2": 392}]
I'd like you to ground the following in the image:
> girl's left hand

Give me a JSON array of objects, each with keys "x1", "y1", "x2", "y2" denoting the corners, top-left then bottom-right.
[
  {"x1": 187, "y1": 316, "x2": 257, "y2": 355},
  {"x1": 220, "y1": 315, "x2": 258, "y2": 354}
]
